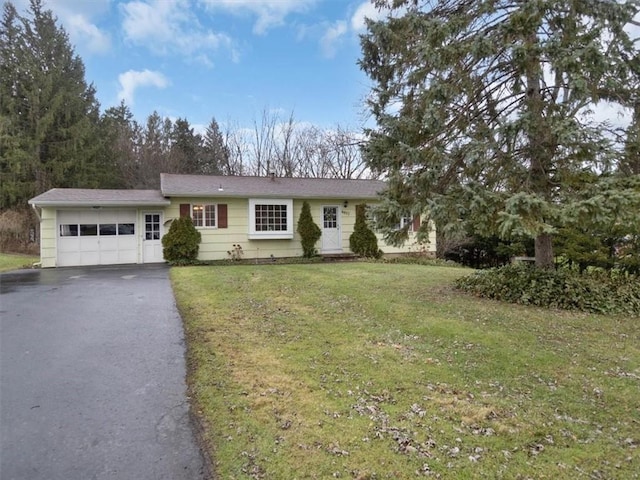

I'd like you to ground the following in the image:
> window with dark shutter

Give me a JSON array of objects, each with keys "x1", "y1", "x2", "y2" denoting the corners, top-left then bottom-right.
[
  {"x1": 191, "y1": 204, "x2": 217, "y2": 227},
  {"x1": 179, "y1": 204, "x2": 190, "y2": 217},
  {"x1": 218, "y1": 204, "x2": 228, "y2": 228}
]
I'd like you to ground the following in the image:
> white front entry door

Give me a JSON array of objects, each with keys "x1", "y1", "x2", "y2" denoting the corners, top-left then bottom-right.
[
  {"x1": 321, "y1": 206, "x2": 342, "y2": 253},
  {"x1": 142, "y1": 212, "x2": 164, "y2": 263}
]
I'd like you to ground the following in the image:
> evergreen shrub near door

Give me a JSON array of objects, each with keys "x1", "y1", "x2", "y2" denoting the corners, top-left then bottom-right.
[
  {"x1": 349, "y1": 204, "x2": 382, "y2": 258},
  {"x1": 162, "y1": 216, "x2": 202, "y2": 265},
  {"x1": 297, "y1": 201, "x2": 321, "y2": 258}
]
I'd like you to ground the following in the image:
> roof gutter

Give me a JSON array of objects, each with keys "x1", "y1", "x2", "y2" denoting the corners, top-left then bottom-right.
[
  {"x1": 161, "y1": 192, "x2": 381, "y2": 200},
  {"x1": 27, "y1": 200, "x2": 172, "y2": 208}
]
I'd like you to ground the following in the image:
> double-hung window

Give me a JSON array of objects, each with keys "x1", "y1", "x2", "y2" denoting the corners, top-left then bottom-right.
[
  {"x1": 398, "y1": 216, "x2": 414, "y2": 232},
  {"x1": 248, "y1": 199, "x2": 293, "y2": 239},
  {"x1": 192, "y1": 204, "x2": 217, "y2": 228},
  {"x1": 389, "y1": 215, "x2": 416, "y2": 233}
]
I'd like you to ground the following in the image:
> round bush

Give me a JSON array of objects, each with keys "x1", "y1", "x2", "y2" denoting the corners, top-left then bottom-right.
[{"x1": 162, "y1": 216, "x2": 201, "y2": 265}]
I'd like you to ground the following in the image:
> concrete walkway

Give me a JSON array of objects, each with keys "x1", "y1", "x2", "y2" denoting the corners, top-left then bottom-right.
[{"x1": 0, "y1": 265, "x2": 205, "y2": 480}]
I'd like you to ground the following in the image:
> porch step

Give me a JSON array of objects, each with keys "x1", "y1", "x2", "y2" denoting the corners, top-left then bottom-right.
[{"x1": 321, "y1": 253, "x2": 359, "y2": 262}]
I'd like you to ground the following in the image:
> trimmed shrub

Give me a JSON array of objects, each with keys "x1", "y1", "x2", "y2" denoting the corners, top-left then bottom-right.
[
  {"x1": 456, "y1": 264, "x2": 640, "y2": 315},
  {"x1": 162, "y1": 216, "x2": 201, "y2": 265},
  {"x1": 349, "y1": 204, "x2": 382, "y2": 259},
  {"x1": 297, "y1": 201, "x2": 321, "y2": 258}
]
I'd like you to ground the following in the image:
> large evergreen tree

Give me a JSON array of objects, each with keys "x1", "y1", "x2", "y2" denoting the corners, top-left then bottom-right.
[
  {"x1": 201, "y1": 117, "x2": 229, "y2": 175},
  {"x1": 99, "y1": 101, "x2": 141, "y2": 188},
  {"x1": 170, "y1": 117, "x2": 201, "y2": 175},
  {"x1": 135, "y1": 111, "x2": 170, "y2": 188},
  {"x1": 360, "y1": 0, "x2": 640, "y2": 268},
  {"x1": 0, "y1": 0, "x2": 105, "y2": 208}
]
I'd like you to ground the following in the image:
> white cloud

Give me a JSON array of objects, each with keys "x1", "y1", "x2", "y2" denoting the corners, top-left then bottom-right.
[
  {"x1": 117, "y1": 69, "x2": 170, "y2": 105},
  {"x1": 121, "y1": 0, "x2": 234, "y2": 65},
  {"x1": 66, "y1": 14, "x2": 111, "y2": 54},
  {"x1": 320, "y1": 20, "x2": 348, "y2": 58},
  {"x1": 14, "y1": 0, "x2": 112, "y2": 55},
  {"x1": 350, "y1": 1, "x2": 386, "y2": 32},
  {"x1": 193, "y1": 54, "x2": 215, "y2": 69},
  {"x1": 583, "y1": 102, "x2": 633, "y2": 130},
  {"x1": 199, "y1": 0, "x2": 316, "y2": 34},
  {"x1": 308, "y1": 1, "x2": 395, "y2": 59}
]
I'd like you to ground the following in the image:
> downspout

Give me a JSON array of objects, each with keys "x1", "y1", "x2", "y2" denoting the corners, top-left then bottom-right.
[{"x1": 31, "y1": 203, "x2": 41, "y2": 222}]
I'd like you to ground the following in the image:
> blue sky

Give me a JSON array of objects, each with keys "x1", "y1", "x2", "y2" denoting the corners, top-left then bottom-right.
[{"x1": 14, "y1": 0, "x2": 386, "y2": 132}]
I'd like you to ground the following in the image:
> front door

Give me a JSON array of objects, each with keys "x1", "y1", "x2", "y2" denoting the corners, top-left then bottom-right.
[
  {"x1": 321, "y1": 206, "x2": 342, "y2": 253},
  {"x1": 142, "y1": 212, "x2": 164, "y2": 263}
]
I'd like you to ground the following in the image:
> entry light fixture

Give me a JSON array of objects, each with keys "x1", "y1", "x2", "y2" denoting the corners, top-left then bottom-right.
[
  {"x1": 343, "y1": 200, "x2": 349, "y2": 208},
  {"x1": 218, "y1": 184, "x2": 224, "y2": 192}
]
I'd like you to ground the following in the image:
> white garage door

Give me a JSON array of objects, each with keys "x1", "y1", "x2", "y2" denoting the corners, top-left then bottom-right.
[{"x1": 57, "y1": 209, "x2": 138, "y2": 266}]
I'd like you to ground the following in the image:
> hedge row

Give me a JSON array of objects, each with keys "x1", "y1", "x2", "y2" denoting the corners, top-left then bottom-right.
[{"x1": 456, "y1": 264, "x2": 640, "y2": 315}]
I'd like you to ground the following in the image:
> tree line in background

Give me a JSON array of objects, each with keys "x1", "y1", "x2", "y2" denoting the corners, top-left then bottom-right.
[
  {"x1": 105, "y1": 107, "x2": 371, "y2": 190},
  {"x1": 0, "y1": 0, "x2": 370, "y2": 212}
]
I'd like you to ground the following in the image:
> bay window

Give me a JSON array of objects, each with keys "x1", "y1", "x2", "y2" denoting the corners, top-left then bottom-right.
[{"x1": 248, "y1": 199, "x2": 293, "y2": 239}]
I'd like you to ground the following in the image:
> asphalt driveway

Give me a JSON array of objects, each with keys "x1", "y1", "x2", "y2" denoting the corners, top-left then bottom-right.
[{"x1": 0, "y1": 265, "x2": 205, "y2": 480}]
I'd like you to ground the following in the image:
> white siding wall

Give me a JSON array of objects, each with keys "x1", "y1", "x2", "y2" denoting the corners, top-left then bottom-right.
[
  {"x1": 39, "y1": 208, "x2": 57, "y2": 268},
  {"x1": 376, "y1": 224, "x2": 437, "y2": 255},
  {"x1": 166, "y1": 197, "x2": 436, "y2": 260},
  {"x1": 38, "y1": 198, "x2": 437, "y2": 267}
]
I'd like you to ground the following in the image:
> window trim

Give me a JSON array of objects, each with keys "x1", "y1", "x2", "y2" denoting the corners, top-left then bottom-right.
[
  {"x1": 191, "y1": 203, "x2": 218, "y2": 229},
  {"x1": 248, "y1": 198, "x2": 294, "y2": 239},
  {"x1": 59, "y1": 224, "x2": 79, "y2": 237},
  {"x1": 59, "y1": 222, "x2": 135, "y2": 237},
  {"x1": 398, "y1": 216, "x2": 414, "y2": 232}
]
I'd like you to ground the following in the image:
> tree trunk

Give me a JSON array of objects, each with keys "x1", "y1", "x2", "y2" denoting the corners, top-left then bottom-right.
[
  {"x1": 525, "y1": 30, "x2": 556, "y2": 271},
  {"x1": 534, "y1": 233, "x2": 554, "y2": 269}
]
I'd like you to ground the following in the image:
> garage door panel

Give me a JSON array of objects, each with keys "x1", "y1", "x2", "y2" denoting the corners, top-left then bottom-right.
[
  {"x1": 80, "y1": 251, "x2": 100, "y2": 266},
  {"x1": 79, "y1": 237, "x2": 100, "y2": 252},
  {"x1": 58, "y1": 237, "x2": 80, "y2": 267},
  {"x1": 117, "y1": 237, "x2": 137, "y2": 263},
  {"x1": 57, "y1": 210, "x2": 77, "y2": 224},
  {"x1": 99, "y1": 209, "x2": 136, "y2": 224},
  {"x1": 58, "y1": 237, "x2": 80, "y2": 253},
  {"x1": 56, "y1": 209, "x2": 140, "y2": 267},
  {"x1": 99, "y1": 237, "x2": 118, "y2": 250},
  {"x1": 99, "y1": 250, "x2": 118, "y2": 265}
]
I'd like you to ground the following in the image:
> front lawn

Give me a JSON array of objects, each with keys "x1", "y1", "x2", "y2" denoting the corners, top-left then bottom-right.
[
  {"x1": 0, "y1": 253, "x2": 39, "y2": 272},
  {"x1": 172, "y1": 263, "x2": 639, "y2": 479}
]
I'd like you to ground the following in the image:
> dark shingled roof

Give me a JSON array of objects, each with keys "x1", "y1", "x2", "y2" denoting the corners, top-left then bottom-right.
[
  {"x1": 160, "y1": 173, "x2": 387, "y2": 199},
  {"x1": 28, "y1": 175, "x2": 388, "y2": 206},
  {"x1": 29, "y1": 188, "x2": 170, "y2": 207}
]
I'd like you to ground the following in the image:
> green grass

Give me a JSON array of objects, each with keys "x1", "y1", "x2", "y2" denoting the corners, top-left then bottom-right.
[
  {"x1": 0, "y1": 253, "x2": 39, "y2": 272},
  {"x1": 171, "y1": 263, "x2": 640, "y2": 479}
]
